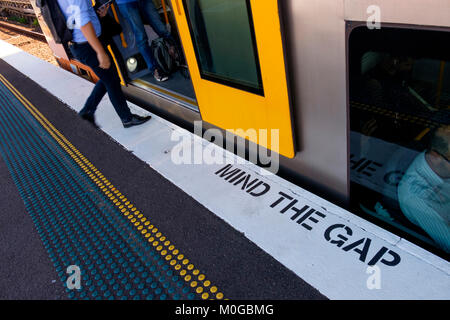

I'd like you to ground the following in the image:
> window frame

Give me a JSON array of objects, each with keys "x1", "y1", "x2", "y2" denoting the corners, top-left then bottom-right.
[
  {"x1": 346, "y1": 21, "x2": 450, "y2": 260},
  {"x1": 182, "y1": 0, "x2": 265, "y2": 96}
]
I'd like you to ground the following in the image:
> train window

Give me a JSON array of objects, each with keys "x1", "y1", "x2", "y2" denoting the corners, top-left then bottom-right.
[
  {"x1": 349, "y1": 27, "x2": 450, "y2": 256},
  {"x1": 182, "y1": 0, "x2": 263, "y2": 95}
]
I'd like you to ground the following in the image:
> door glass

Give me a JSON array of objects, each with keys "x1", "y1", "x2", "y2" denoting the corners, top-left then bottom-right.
[{"x1": 183, "y1": 0, "x2": 263, "y2": 95}]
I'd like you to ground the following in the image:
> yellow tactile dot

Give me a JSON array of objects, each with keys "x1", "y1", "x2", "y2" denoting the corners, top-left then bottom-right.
[
  {"x1": 134, "y1": 222, "x2": 140, "y2": 226},
  {"x1": 161, "y1": 250, "x2": 167, "y2": 255},
  {"x1": 118, "y1": 205, "x2": 123, "y2": 209},
  {"x1": 145, "y1": 233, "x2": 151, "y2": 238},
  {"x1": 168, "y1": 245, "x2": 175, "y2": 251},
  {"x1": 202, "y1": 293, "x2": 209, "y2": 300},
  {"x1": 203, "y1": 280, "x2": 210, "y2": 287},
  {"x1": 198, "y1": 274, "x2": 205, "y2": 281},
  {"x1": 173, "y1": 249, "x2": 179, "y2": 255},
  {"x1": 137, "y1": 226, "x2": 143, "y2": 231},
  {"x1": 144, "y1": 221, "x2": 150, "y2": 226},
  {"x1": 164, "y1": 241, "x2": 170, "y2": 246},
  {"x1": 137, "y1": 214, "x2": 143, "y2": 219},
  {"x1": 196, "y1": 287, "x2": 203, "y2": 294},
  {"x1": 124, "y1": 211, "x2": 130, "y2": 216},
  {"x1": 131, "y1": 207, "x2": 136, "y2": 212},
  {"x1": 175, "y1": 264, "x2": 181, "y2": 270},
  {"x1": 152, "y1": 229, "x2": 158, "y2": 233},
  {"x1": 160, "y1": 236, "x2": 166, "y2": 242},
  {"x1": 125, "y1": 201, "x2": 130, "y2": 205},
  {"x1": 182, "y1": 259, "x2": 189, "y2": 265},
  {"x1": 156, "y1": 246, "x2": 163, "y2": 251},
  {"x1": 148, "y1": 225, "x2": 154, "y2": 230},
  {"x1": 210, "y1": 286, "x2": 218, "y2": 293},
  {"x1": 121, "y1": 208, "x2": 126, "y2": 213},
  {"x1": 187, "y1": 264, "x2": 194, "y2": 271},
  {"x1": 170, "y1": 260, "x2": 177, "y2": 266},
  {"x1": 128, "y1": 215, "x2": 134, "y2": 220},
  {"x1": 165, "y1": 255, "x2": 171, "y2": 261},
  {"x1": 185, "y1": 275, "x2": 192, "y2": 282},
  {"x1": 216, "y1": 293, "x2": 224, "y2": 300},
  {"x1": 189, "y1": 281, "x2": 197, "y2": 287},
  {"x1": 177, "y1": 254, "x2": 184, "y2": 260},
  {"x1": 141, "y1": 229, "x2": 147, "y2": 234},
  {"x1": 131, "y1": 218, "x2": 136, "y2": 223},
  {"x1": 192, "y1": 269, "x2": 199, "y2": 276},
  {"x1": 180, "y1": 270, "x2": 187, "y2": 276},
  {"x1": 156, "y1": 232, "x2": 162, "y2": 238},
  {"x1": 152, "y1": 241, "x2": 159, "y2": 247}
]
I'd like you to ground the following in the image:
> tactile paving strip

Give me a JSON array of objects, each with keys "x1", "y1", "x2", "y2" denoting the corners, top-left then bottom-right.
[{"x1": 0, "y1": 74, "x2": 223, "y2": 300}]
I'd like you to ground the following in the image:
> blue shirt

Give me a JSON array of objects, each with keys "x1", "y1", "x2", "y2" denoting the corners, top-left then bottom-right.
[
  {"x1": 398, "y1": 151, "x2": 450, "y2": 252},
  {"x1": 57, "y1": 0, "x2": 101, "y2": 43}
]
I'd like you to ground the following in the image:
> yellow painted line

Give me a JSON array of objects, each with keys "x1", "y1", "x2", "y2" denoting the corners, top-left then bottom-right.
[
  {"x1": 415, "y1": 128, "x2": 431, "y2": 141},
  {"x1": 107, "y1": 45, "x2": 126, "y2": 86},
  {"x1": 0, "y1": 73, "x2": 223, "y2": 300},
  {"x1": 351, "y1": 101, "x2": 439, "y2": 129}
]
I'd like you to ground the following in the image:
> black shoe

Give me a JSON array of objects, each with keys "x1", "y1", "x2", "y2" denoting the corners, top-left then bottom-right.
[
  {"x1": 122, "y1": 114, "x2": 152, "y2": 128},
  {"x1": 154, "y1": 68, "x2": 169, "y2": 82},
  {"x1": 79, "y1": 112, "x2": 99, "y2": 129}
]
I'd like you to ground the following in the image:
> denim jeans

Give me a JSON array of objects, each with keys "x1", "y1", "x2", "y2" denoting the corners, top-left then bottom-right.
[
  {"x1": 118, "y1": 0, "x2": 172, "y2": 73},
  {"x1": 69, "y1": 42, "x2": 132, "y2": 123}
]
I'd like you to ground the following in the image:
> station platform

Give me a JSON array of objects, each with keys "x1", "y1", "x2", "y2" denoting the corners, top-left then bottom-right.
[{"x1": 0, "y1": 39, "x2": 449, "y2": 300}]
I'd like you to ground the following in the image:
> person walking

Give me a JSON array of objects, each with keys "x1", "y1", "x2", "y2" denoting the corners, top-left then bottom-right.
[{"x1": 57, "y1": 0, "x2": 151, "y2": 128}]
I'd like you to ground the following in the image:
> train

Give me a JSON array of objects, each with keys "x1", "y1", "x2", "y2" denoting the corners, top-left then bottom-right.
[{"x1": 29, "y1": 0, "x2": 449, "y2": 260}]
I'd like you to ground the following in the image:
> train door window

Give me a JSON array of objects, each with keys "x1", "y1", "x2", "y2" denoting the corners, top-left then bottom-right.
[
  {"x1": 349, "y1": 26, "x2": 450, "y2": 257},
  {"x1": 183, "y1": 0, "x2": 263, "y2": 95}
]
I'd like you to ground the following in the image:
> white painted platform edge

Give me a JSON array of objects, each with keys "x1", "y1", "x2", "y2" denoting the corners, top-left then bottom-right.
[{"x1": 1, "y1": 40, "x2": 449, "y2": 299}]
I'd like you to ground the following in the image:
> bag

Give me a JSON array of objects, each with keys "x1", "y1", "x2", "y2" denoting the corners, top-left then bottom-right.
[
  {"x1": 36, "y1": 0, "x2": 72, "y2": 45},
  {"x1": 99, "y1": 14, "x2": 123, "y2": 41},
  {"x1": 151, "y1": 37, "x2": 176, "y2": 75},
  {"x1": 94, "y1": 2, "x2": 122, "y2": 41}
]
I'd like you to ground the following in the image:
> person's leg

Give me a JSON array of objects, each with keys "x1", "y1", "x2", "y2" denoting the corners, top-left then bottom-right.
[
  {"x1": 79, "y1": 80, "x2": 106, "y2": 116},
  {"x1": 91, "y1": 64, "x2": 133, "y2": 122},
  {"x1": 139, "y1": 0, "x2": 171, "y2": 39},
  {"x1": 71, "y1": 43, "x2": 133, "y2": 122},
  {"x1": 117, "y1": 2, "x2": 156, "y2": 73},
  {"x1": 70, "y1": 44, "x2": 106, "y2": 118}
]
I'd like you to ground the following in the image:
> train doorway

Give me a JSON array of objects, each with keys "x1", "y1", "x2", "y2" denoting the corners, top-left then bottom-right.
[{"x1": 108, "y1": 0, "x2": 198, "y2": 109}]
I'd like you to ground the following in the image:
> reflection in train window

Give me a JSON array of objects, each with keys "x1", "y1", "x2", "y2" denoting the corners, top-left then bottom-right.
[
  {"x1": 183, "y1": 0, "x2": 263, "y2": 95},
  {"x1": 349, "y1": 27, "x2": 450, "y2": 256}
]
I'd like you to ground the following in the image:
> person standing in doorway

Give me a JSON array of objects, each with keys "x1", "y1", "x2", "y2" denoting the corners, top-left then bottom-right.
[
  {"x1": 57, "y1": 0, "x2": 152, "y2": 128},
  {"x1": 116, "y1": 0, "x2": 173, "y2": 82}
]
